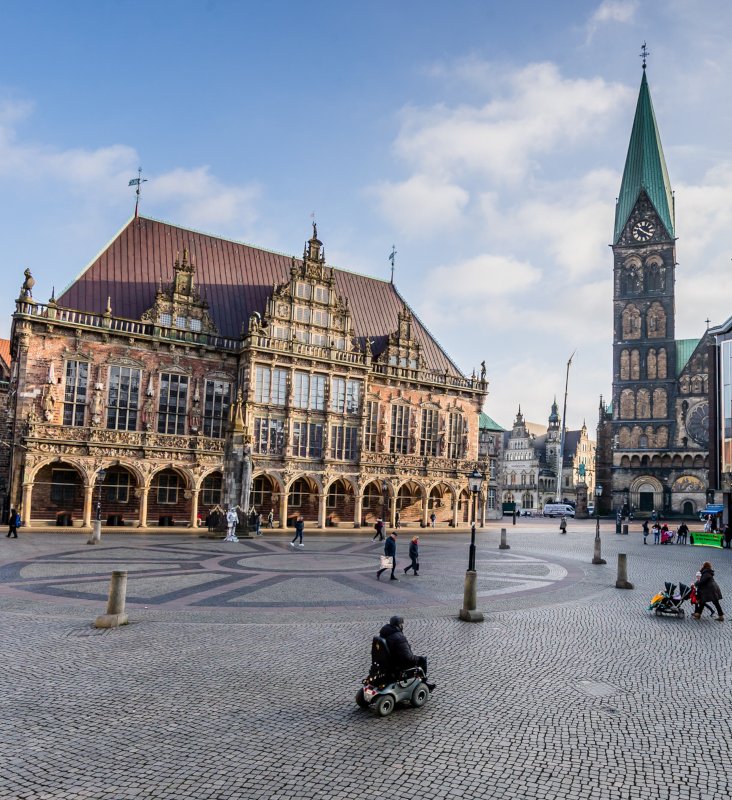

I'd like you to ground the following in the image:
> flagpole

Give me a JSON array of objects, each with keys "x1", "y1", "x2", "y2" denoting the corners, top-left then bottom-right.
[{"x1": 554, "y1": 351, "x2": 575, "y2": 502}]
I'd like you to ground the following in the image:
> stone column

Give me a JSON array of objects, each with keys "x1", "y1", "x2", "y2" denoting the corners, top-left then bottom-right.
[
  {"x1": 421, "y1": 495, "x2": 429, "y2": 527},
  {"x1": 451, "y1": 493, "x2": 459, "y2": 527},
  {"x1": 279, "y1": 491, "x2": 288, "y2": 529},
  {"x1": 82, "y1": 484, "x2": 94, "y2": 527},
  {"x1": 21, "y1": 482, "x2": 33, "y2": 527},
  {"x1": 354, "y1": 494, "x2": 363, "y2": 528},
  {"x1": 189, "y1": 489, "x2": 200, "y2": 529},
  {"x1": 138, "y1": 486, "x2": 149, "y2": 528},
  {"x1": 480, "y1": 492, "x2": 486, "y2": 527},
  {"x1": 318, "y1": 491, "x2": 327, "y2": 529},
  {"x1": 390, "y1": 495, "x2": 397, "y2": 529}
]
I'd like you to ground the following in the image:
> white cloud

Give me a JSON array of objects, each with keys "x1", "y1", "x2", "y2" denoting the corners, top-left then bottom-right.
[
  {"x1": 586, "y1": 1, "x2": 638, "y2": 42},
  {"x1": 426, "y1": 253, "x2": 542, "y2": 301}
]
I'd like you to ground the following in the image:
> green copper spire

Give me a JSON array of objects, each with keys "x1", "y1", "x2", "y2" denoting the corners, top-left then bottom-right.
[{"x1": 613, "y1": 69, "x2": 674, "y2": 244}]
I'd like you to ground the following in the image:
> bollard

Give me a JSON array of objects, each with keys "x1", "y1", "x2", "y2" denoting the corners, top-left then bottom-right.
[
  {"x1": 87, "y1": 520, "x2": 101, "y2": 545},
  {"x1": 459, "y1": 570, "x2": 484, "y2": 622},
  {"x1": 499, "y1": 527, "x2": 510, "y2": 550},
  {"x1": 94, "y1": 570, "x2": 129, "y2": 628},
  {"x1": 592, "y1": 536, "x2": 606, "y2": 565},
  {"x1": 622, "y1": 524, "x2": 629, "y2": 535},
  {"x1": 615, "y1": 553, "x2": 634, "y2": 590}
]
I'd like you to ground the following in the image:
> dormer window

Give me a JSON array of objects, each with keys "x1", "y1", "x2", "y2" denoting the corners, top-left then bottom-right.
[
  {"x1": 175, "y1": 316, "x2": 186, "y2": 329},
  {"x1": 296, "y1": 283, "x2": 312, "y2": 300},
  {"x1": 295, "y1": 306, "x2": 311, "y2": 323},
  {"x1": 312, "y1": 309, "x2": 328, "y2": 327},
  {"x1": 314, "y1": 286, "x2": 329, "y2": 303},
  {"x1": 160, "y1": 313, "x2": 172, "y2": 327},
  {"x1": 189, "y1": 318, "x2": 202, "y2": 332}
]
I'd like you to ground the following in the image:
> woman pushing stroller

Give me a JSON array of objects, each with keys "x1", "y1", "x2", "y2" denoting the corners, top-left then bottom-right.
[{"x1": 692, "y1": 561, "x2": 724, "y2": 621}]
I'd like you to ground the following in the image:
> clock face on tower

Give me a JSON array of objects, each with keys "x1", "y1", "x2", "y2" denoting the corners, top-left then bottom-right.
[
  {"x1": 632, "y1": 219, "x2": 655, "y2": 242},
  {"x1": 686, "y1": 401, "x2": 709, "y2": 447}
]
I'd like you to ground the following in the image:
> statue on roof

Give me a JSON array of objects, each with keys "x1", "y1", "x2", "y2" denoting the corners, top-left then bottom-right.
[{"x1": 21, "y1": 268, "x2": 35, "y2": 299}]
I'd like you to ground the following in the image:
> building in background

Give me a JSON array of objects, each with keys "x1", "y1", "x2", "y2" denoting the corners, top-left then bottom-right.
[
  {"x1": 707, "y1": 317, "x2": 732, "y2": 525},
  {"x1": 7, "y1": 219, "x2": 488, "y2": 531},
  {"x1": 0, "y1": 338, "x2": 11, "y2": 520},
  {"x1": 478, "y1": 411, "x2": 504, "y2": 520},
  {"x1": 597, "y1": 65, "x2": 710, "y2": 518}
]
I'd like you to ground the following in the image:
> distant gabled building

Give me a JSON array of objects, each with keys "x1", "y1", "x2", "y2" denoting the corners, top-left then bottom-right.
[{"x1": 7, "y1": 218, "x2": 488, "y2": 531}]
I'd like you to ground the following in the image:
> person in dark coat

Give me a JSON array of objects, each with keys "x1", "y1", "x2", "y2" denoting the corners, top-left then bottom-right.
[
  {"x1": 723, "y1": 523, "x2": 732, "y2": 549},
  {"x1": 372, "y1": 518, "x2": 385, "y2": 541},
  {"x1": 559, "y1": 516, "x2": 567, "y2": 534},
  {"x1": 642, "y1": 519, "x2": 649, "y2": 544},
  {"x1": 7, "y1": 508, "x2": 19, "y2": 538},
  {"x1": 378, "y1": 616, "x2": 428, "y2": 679},
  {"x1": 693, "y1": 562, "x2": 724, "y2": 621},
  {"x1": 289, "y1": 516, "x2": 305, "y2": 548},
  {"x1": 377, "y1": 532, "x2": 398, "y2": 580},
  {"x1": 404, "y1": 536, "x2": 420, "y2": 575},
  {"x1": 677, "y1": 521, "x2": 689, "y2": 545}
]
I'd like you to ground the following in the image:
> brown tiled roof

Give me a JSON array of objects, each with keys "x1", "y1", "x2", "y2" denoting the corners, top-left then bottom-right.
[
  {"x1": 0, "y1": 338, "x2": 10, "y2": 371},
  {"x1": 57, "y1": 217, "x2": 463, "y2": 376}
]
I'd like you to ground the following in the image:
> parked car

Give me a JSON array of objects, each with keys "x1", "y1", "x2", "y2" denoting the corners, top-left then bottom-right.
[
  {"x1": 520, "y1": 509, "x2": 533, "y2": 517},
  {"x1": 542, "y1": 503, "x2": 576, "y2": 518}
]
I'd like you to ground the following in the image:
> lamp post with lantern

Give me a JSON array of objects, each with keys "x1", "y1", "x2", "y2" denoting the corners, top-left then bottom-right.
[
  {"x1": 460, "y1": 467, "x2": 485, "y2": 622},
  {"x1": 87, "y1": 468, "x2": 107, "y2": 545},
  {"x1": 592, "y1": 483, "x2": 606, "y2": 564}
]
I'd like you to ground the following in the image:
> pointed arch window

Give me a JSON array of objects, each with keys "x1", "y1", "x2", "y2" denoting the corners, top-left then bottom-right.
[
  {"x1": 630, "y1": 350, "x2": 640, "y2": 380},
  {"x1": 622, "y1": 305, "x2": 641, "y2": 339},
  {"x1": 652, "y1": 388, "x2": 667, "y2": 418},
  {"x1": 636, "y1": 389, "x2": 651, "y2": 419},
  {"x1": 658, "y1": 348, "x2": 667, "y2": 379},
  {"x1": 647, "y1": 349, "x2": 657, "y2": 380},
  {"x1": 620, "y1": 350, "x2": 630, "y2": 380},
  {"x1": 647, "y1": 303, "x2": 666, "y2": 339}
]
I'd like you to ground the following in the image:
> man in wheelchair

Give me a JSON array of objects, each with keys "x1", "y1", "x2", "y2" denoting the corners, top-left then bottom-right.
[{"x1": 377, "y1": 616, "x2": 434, "y2": 689}]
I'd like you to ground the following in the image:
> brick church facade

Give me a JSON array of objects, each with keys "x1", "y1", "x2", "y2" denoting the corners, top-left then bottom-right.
[{"x1": 6, "y1": 219, "x2": 487, "y2": 531}]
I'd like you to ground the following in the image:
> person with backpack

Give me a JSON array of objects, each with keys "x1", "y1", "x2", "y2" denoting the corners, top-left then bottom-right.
[
  {"x1": 372, "y1": 518, "x2": 385, "y2": 542},
  {"x1": 7, "y1": 508, "x2": 19, "y2": 538}
]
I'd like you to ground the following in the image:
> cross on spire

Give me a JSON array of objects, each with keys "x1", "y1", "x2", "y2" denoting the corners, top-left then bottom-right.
[
  {"x1": 639, "y1": 41, "x2": 650, "y2": 70},
  {"x1": 128, "y1": 167, "x2": 148, "y2": 219},
  {"x1": 388, "y1": 245, "x2": 397, "y2": 283}
]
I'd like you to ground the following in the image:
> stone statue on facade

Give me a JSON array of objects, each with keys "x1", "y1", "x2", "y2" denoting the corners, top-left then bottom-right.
[
  {"x1": 90, "y1": 385, "x2": 104, "y2": 426},
  {"x1": 42, "y1": 386, "x2": 55, "y2": 421},
  {"x1": 240, "y1": 441, "x2": 253, "y2": 515}
]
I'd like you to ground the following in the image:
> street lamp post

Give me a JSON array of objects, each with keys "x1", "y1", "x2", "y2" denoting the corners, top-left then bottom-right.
[
  {"x1": 382, "y1": 480, "x2": 388, "y2": 529},
  {"x1": 592, "y1": 483, "x2": 606, "y2": 564},
  {"x1": 87, "y1": 468, "x2": 107, "y2": 545},
  {"x1": 460, "y1": 467, "x2": 485, "y2": 622}
]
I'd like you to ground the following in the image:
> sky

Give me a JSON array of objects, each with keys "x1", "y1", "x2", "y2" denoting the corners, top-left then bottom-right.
[{"x1": 2, "y1": 0, "x2": 732, "y2": 433}]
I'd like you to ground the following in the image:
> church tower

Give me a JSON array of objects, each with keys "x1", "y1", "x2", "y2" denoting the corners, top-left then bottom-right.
[{"x1": 610, "y1": 61, "x2": 678, "y2": 514}]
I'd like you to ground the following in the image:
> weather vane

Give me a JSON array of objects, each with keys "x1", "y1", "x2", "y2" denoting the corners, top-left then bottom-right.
[
  {"x1": 389, "y1": 245, "x2": 397, "y2": 283},
  {"x1": 640, "y1": 42, "x2": 650, "y2": 70},
  {"x1": 128, "y1": 167, "x2": 148, "y2": 219}
]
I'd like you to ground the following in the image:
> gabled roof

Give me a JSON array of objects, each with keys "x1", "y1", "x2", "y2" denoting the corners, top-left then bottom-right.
[
  {"x1": 0, "y1": 338, "x2": 10, "y2": 376},
  {"x1": 57, "y1": 216, "x2": 462, "y2": 377},
  {"x1": 614, "y1": 70, "x2": 674, "y2": 243},
  {"x1": 676, "y1": 338, "x2": 701, "y2": 377},
  {"x1": 479, "y1": 412, "x2": 505, "y2": 431}
]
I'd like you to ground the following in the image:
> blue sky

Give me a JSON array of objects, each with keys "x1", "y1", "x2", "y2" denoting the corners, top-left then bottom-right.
[{"x1": 2, "y1": 0, "x2": 732, "y2": 431}]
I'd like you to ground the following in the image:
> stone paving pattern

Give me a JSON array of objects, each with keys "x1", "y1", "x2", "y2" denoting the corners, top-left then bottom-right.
[{"x1": 1, "y1": 519, "x2": 730, "y2": 799}]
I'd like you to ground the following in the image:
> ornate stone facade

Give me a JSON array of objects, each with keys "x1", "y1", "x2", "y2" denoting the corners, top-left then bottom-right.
[{"x1": 7, "y1": 222, "x2": 487, "y2": 530}]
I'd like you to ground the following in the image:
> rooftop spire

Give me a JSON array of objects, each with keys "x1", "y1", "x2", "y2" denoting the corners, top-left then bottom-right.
[{"x1": 613, "y1": 56, "x2": 674, "y2": 244}]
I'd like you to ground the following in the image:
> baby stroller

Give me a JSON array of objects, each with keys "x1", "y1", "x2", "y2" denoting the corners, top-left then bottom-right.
[
  {"x1": 649, "y1": 582, "x2": 692, "y2": 617},
  {"x1": 355, "y1": 636, "x2": 432, "y2": 717}
]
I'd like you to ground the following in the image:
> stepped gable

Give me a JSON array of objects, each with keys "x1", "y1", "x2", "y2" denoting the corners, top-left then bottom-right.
[
  {"x1": 0, "y1": 338, "x2": 10, "y2": 371},
  {"x1": 57, "y1": 216, "x2": 461, "y2": 377}
]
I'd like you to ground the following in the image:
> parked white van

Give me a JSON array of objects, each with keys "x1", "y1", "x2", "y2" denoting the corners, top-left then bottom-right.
[{"x1": 542, "y1": 503, "x2": 576, "y2": 518}]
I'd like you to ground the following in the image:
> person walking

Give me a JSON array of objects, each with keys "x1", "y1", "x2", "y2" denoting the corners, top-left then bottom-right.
[
  {"x1": 377, "y1": 531, "x2": 398, "y2": 581},
  {"x1": 372, "y1": 518, "x2": 385, "y2": 542},
  {"x1": 404, "y1": 536, "x2": 420, "y2": 576},
  {"x1": 255, "y1": 510, "x2": 262, "y2": 536},
  {"x1": 7, "y1": 508, "x2": 19, "y2": 538},
  {"x1": 677, "y1": 521, "x2": 689, "y2": 545},
  {"x1": 559, "y1": 516, "x2": 567, "y2": 534},
  {"x1": 693, "y1": 561, "x2": 724, "y2": 621},
  {"x1": 267, "y1": 509, "x2": 274, "y2": 529},
  {"x1": 652, "y1": 522, "x2": 661, "y2": 544},
  {"x1": 289, "y1": 516, "x2": 305, "y2": 548},
  {"x1": 723, "y1": 523, "x2": 732, "y2": 550},
  {"x1": 430, "y1": 512, "x2": 436, "y2": 528},
  {"x1": 642, "y1": 519, "x2": 649, "y2": 545},
  {"x1": 395, "y1": 511, "x2": 401, "y2": 530}
]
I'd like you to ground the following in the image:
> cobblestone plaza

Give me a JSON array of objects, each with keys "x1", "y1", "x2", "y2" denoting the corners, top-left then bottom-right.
[{"x1": 1, "y1": 519, "x2": 730, "y2": 799}]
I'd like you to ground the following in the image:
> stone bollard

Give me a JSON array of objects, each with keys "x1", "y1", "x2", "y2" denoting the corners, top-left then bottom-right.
[
  {"x1": 459, "y1": 570, "x2": 484, "y2": 622},
  {"x1": 622, "y1": 524, "x2": 629, "y2": 535},
  {"x1": 94, "y1": 570, "x2": 129, "y2": 628},
  {"x1": 87, "y1": 520, "x2": 101, "y2": 545},
  {"x1": 592, "y1": 536, "x2": 606, "y2": 565},
  {"x1": 499, "y1": 527, "x2": 510, "y2": 550},
  {"x1": 615, "y1": 553, "x2": 634, "y2": 590}
]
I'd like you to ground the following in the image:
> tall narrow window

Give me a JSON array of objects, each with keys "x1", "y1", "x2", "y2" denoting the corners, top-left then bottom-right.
[
  {"x1": 420, "y1": 408, "x2": 439, "y2": 456},
  {"x1": 447, "y1": 412, "x2": 464, "y2": 458},
  {"x1": 203, "y1": 380, "x2": 231, "y2": 438},
  {"x1": 63, "y1": 360, "x2": 88, "y2": 427},
  {"x1": 330, "y1": 424, "x2": 358, "y2": 460},
  {"x1": 294, "y1": 372, "x2": 309, "y2": 409},
  {"x1": 364, "y1": 401, "x2": 379, "y2": 452},
  {"x1": 158, "y1": 374, "x2": 189, "y2": 435},
  {"x1": 201, "y1": 474, "x2": 222, "y2": 506},
  {"x1": 253, "y1": 417, "x2": 285, "y2": 455},
  {"x1": 156, "y1": 472, "x2": 179, "y2": 504},
  {"x1": 390, "y1": 405, "x2": 411, "y2": 454},
  {"x1": 254, "y1": 366, "x2": 271, "y2": 403},
  {"x1": 107, "y1": 366, "x2": 141, "y2": 431},
  {"x1": 292, "y1": 421, "x2": 323, "y2": 458}
]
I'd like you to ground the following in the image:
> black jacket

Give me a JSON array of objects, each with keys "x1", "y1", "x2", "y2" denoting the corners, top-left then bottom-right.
[
  {"x1": 384, "y1": 536, "x2": 396, "y2": 557},
  {"x1": 409, "y1": 541, "x2": 419, "y2": 560},
  {"x1": 697, "y1": 568, "x2": 723, "y2": 604},
  {"x1": 379, "y1": 623, "x2": 418, "y2": 670}
]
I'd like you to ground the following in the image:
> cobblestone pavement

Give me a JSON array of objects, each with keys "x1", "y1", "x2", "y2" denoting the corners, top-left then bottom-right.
[{"x1": 1, "y1": 519, "x2": 731, "y2": 799}]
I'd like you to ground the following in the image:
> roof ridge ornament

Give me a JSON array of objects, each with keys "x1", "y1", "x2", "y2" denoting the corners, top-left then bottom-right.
[{"x1": 640, "y1": 41, "x2": 650, "y2": 70}]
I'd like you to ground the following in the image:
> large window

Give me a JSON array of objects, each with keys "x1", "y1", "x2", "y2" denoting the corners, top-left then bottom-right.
[
  {"x1": 63, "y1": 360, "x2": 88, "y2": 427},
  {"x1": 420, "y1": 408, "x2": 439, "y2": 456},
  {"x1": 106, "y1": 366, "x2": 140, "y2": 431},
  {"x1": 447, "y1": 412, "x2": 464, "y2": 459},
  {"x1": 158, "y1": 374, "x2": 189, "y2": 435},
  {"x1": 156, "y1": 473, "x2": 179, "y2": 504},
  {"x1": 390, "y1": 405, "x2": 411, "y2": 454},
  {"x1": 293, "y1": 372, "x2": 325, "y2": 411},
  {"x1": 201, "y1": 474, "x2": 222, "y2": 506},
  {"x1": 330, "y1": 378, "x2": 361, "y2": 414},
  {"x1": 253, "y1": 417, "x2": 285, "y2": 455},
  {"x1": 254, "y1": 366, "x2": 287, "y2": 406},
  {"x1": 105, "y1": 471, "x2": 130, "y2": 503},
  {"x1": 364, "y1": 401, "x2": 379, "y2": 452},
  {"x1": 292, "y1": 421, "x2": 323, "y2": 458},
  {"x1": 330, "y1": 425, "x2": 358, "y2": 460},
  {"x1": 203, "y1": 380, "x2": 231, "y2": 438},
  {"x1": 50, "y1": 468, "x2": 79, "y2": 504}
]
